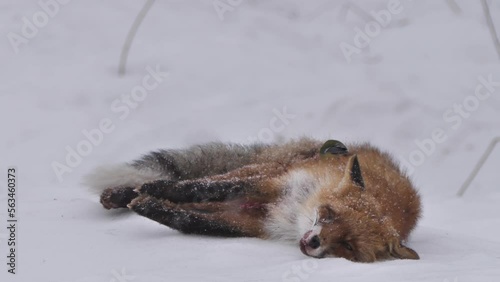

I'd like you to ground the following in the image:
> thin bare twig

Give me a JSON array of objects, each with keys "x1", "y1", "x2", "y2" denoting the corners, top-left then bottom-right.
[
  {"x1": 445, "y1": 0, "x2": 462, "y2": 15},
  {"x1": 481, "y1": 0, "x2": 500, "y2": 60},
  {"x1": 304, "y1": 0, "x2": 337, "y2": 22},
  {"x1": 345, "y1": 2, "x2": 375, "y2": 22},
  {"x1": 337, "y1": 2, "x2": 351, "y2": 23},
  {"x1": 457, "y1": 137, "x2": 500, "y2": 196},
  {"x1": 118, "y1": 0, "x2": 156, "y2": 76}
]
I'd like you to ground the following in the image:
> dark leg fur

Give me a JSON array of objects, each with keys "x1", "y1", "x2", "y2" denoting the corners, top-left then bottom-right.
[
  {"x1": 129, "y1": 196, "x2": 249, "y2": 237},
  {"x1": 99, "y1": 177, "x2": 259, "y2": 209},
  {"x1": 137, "y1": 179, "x2": 255, "y2": 203}
]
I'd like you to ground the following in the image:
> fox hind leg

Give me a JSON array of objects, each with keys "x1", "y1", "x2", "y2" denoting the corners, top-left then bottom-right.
[{"x1": 129, "y1": 196, "x2": 253, "y2": 237}]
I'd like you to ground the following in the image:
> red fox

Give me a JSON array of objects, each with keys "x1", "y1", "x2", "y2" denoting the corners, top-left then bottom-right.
[{"x1": 86, "y1": 138, "x2": 421, "y2": 262}]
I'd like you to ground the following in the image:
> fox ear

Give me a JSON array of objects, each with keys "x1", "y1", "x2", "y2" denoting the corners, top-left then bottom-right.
[
  {"x1": 320, "y1": 140, "x2": 348, "y2": 155},
  {"x1": 389, "y1": 243, "x2": 420, "y2": 260},
  {"x1": 343, "y1": 155, "x2": 365, "y2": 190}
]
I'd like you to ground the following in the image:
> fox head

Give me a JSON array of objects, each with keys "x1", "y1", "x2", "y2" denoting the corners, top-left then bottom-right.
[{"x1": 299, "y1": 153, "x2": 420, "y2": 262}]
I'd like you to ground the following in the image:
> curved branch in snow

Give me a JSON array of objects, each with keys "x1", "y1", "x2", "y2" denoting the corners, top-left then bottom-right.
[
  {"x1": 481, "y1": 0, "x2": 500, "y2": 60},
  {"x1": 457, "y1": 136, "x2": 500, "y2": 196},
  {"x1": 118, "y1": 0, "x2": 156, "y2": 76},
  {"x1": 445, "y1": 0, "x2": 462, "y2": 15}
]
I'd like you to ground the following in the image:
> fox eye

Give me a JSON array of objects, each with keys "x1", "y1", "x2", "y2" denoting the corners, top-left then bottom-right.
[
  {"x1": 317, "y1": 205, "x2": 335, "y2": 224},
  {"x1": 318, "y1": 217, "x2": 333, "y2": 224},
  {"x1": 342, "y1": 241, "x2": 353, "y2": 251}
]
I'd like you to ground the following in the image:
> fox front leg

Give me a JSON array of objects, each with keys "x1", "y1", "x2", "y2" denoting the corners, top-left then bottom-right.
[
  {"x1": 137, "y1": 179, "x2": 253, "y2": 203},
  {"x1": 128, "y1": 196, "x2": 248, "y2": 237}
]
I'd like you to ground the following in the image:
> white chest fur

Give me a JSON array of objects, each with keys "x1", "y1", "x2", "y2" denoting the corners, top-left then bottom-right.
[{"x1": 264, "y1": 169, "x2": 320, "y2": 241}]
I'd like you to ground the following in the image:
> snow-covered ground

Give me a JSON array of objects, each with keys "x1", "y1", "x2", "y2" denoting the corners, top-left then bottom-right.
[{"x1": 1, "y1": 0, "x2": 500, "y2": 281}]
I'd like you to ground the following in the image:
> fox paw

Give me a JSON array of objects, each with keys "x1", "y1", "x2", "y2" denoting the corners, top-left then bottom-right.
[
  {"x1": 100, "y1": 187, "x2": 138, "y2": 210},
  {"x1": 127, "y1": 194, "x2": 150, "y2": 208}
]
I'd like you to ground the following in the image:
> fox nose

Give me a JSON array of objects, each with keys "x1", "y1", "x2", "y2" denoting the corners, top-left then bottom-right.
[{"x1": 308, "y1": 235, "x2": 321, "y2": 249}]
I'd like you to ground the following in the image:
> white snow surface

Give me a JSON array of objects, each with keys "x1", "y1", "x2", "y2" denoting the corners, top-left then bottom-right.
[{"x1": 1, "y1": 0, "x2": 500, "y2": 281}]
